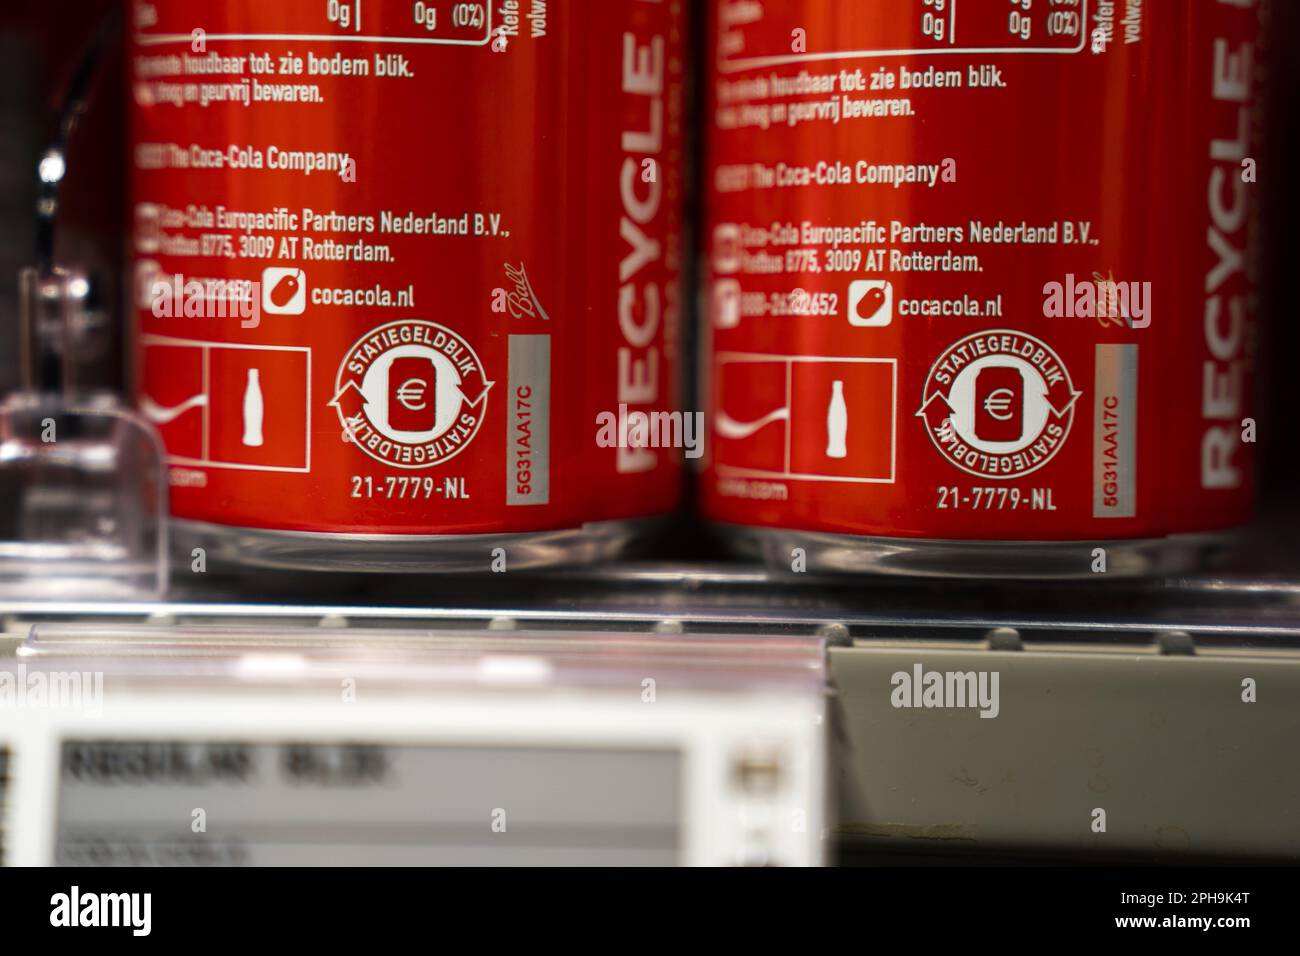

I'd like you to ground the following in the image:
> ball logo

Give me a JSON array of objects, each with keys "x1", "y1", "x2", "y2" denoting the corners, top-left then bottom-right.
[
  {"x1": 331, "y1": 319, "x2": 493, "y2": 469},
  {"x1": 917, "y1": 330, "x2": 1080, "y2": 479}
]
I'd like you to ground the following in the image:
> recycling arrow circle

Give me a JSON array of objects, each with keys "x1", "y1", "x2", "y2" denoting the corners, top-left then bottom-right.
[{"x1": 332, "y1": 318, "x2": 493, "y2": 470}]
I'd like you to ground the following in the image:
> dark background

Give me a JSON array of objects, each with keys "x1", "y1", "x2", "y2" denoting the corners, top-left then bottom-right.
[{"x1": 0, "y1": 0, "x2": 125, "y2": 395}]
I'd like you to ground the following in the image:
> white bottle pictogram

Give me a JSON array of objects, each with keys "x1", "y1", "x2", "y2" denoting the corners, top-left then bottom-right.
[
  {"x1": 826, "y1": 380, "x2": 847, "y2": 459},
  {"x1": 242, "y1": 368, "x2": 264, "y2": 447}
]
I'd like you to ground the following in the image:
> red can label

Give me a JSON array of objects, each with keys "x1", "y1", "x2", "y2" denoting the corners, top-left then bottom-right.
[
  {"x1": 130, "y1": 0, "x2": 685, "y2": 535},
  {"x1": 703, "y1": 0, "x2": 1259, "y2": 540}
]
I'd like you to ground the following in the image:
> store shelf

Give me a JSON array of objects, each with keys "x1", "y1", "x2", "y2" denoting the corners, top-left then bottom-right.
[{"x1": 3, "y1": 562, "x2": 1298, "y2": 863}]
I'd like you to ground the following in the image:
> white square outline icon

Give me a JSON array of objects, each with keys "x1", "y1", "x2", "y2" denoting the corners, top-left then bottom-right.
[
  {"x1": 262, "y1": 267, "x2": 307, "y2": 316},
  {"x1": 848, "y1": 279, "x2": 892, "y2": 328}
]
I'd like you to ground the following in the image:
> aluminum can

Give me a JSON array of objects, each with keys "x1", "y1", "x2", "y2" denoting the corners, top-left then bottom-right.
[
  {"x1": 701, "y1": 0, "x2": 1261, "y2": 576},
  {"x1": 129, "y1": 0, "x2": 687, "y2": 570}
]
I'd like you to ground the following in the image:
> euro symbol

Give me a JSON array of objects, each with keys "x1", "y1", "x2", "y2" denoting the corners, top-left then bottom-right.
[
  {"x1": 982, "y1": 388, "x2": 1016, "y2": 421},
  {"x1": 396, "y1": 378, "x2": 428, "y2": 411}
]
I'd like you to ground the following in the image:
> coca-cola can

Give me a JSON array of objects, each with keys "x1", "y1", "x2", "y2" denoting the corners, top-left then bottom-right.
[
  {"x1": 129, "y1": 0, "x2": 687, "y2": 570},
  {"x1": 702, "y1": 0, "x2": 1262, "y2": 577}
]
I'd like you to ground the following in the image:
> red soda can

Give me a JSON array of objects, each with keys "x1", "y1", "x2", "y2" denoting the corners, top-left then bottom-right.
[
  {"x1": 702, "y1": 0, "x2": 1262, "y2": 577},
  {"x1": 129, "y1": 0, "x2": 687, "y2": 571}
]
